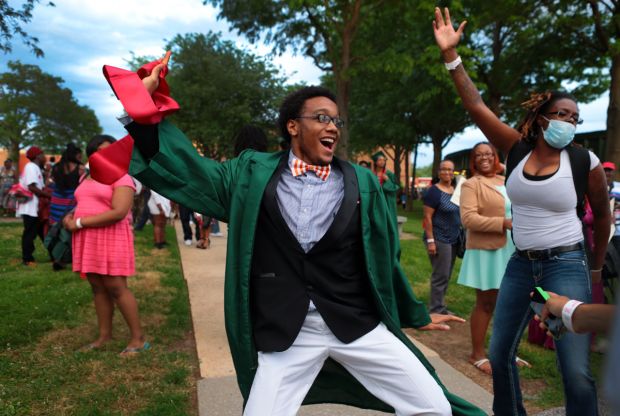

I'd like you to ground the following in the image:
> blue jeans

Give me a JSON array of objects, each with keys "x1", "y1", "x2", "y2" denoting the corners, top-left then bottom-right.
[{"x1": 489, "y1": 247, "x2": 597, "y2": 416}]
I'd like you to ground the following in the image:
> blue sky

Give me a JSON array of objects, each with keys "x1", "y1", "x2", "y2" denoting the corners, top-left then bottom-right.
[{"x1": 3, "y1": 0, "x2": 610, "y2": 166}]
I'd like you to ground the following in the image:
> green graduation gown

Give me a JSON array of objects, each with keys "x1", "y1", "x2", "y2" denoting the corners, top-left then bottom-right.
[{"x1": 129, "y1": 120, "x2": 484, "y2": 415}]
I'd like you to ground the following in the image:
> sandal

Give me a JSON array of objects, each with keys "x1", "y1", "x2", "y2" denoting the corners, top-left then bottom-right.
[
  {"x1": 471, "y1": 358, "x2": 492, "y2": 375},
  {"x1": 196, "y1": 238, "x2": 210, "y2": 249},
  {"x1": 515, "y1": 356, "x2": 532, "y2": 368},
  {"x1": 120, "y1": 341, "x2": 151, "y2": 357}
]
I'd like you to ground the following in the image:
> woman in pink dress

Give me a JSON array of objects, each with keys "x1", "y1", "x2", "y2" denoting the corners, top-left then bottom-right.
[{"x1": 64, "y1": 134, "x2": 149, "y2": 356}]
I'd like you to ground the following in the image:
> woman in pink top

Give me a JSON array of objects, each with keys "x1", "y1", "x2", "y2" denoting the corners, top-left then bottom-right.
[{"x1": 64, "y1": 134, "x2": 148, "y2": 356}]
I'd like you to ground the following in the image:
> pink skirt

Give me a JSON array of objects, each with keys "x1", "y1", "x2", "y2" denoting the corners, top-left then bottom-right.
[{"x1": 72, "y1": 219, "x2": 135, "y2": 278}]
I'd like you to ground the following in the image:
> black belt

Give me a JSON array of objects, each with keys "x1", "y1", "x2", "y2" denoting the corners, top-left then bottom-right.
[{"x1": 515, "y1": 243, "x2": 583, "y2": 260}]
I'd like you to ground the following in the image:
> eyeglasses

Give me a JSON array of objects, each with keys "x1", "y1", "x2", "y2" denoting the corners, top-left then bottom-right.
[
  {"x1": 545, "y1": 110, "x2": 584, "y2": 125},
  {"x1": 296, "y1": 114, "x2": 345, "y2": 129},
  {"x1": 439, "y1": 168, "x2": 454, "y2": 172},
  {"x1": 474, "y1": 152, "x2": 495, "y2": 160}
]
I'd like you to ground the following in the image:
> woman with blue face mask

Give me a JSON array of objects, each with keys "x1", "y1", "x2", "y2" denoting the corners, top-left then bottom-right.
[{"x1": 434, "y1": 7, "x2": 611, "y2": 416}]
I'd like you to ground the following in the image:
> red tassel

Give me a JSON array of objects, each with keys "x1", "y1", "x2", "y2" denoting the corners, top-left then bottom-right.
[
  {"x1": 89, "y1": 135, "x2": 134, "y2": 185},
  {"x1": 91, "y1": 57, "x2": 180, "y2": 184}
]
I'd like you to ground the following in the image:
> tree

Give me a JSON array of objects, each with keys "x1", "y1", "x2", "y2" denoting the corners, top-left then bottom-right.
[
  {"x1": 546, "y1": 0, "x2": 620, "y2": 168},
  {"x1": 207, "y1": 0, "x2": 395, "y2": 160},
  {"x1": 134, "y1": 32, "x2": 286, "y2": 160},
  {"x1": 455, "y1": 0, "x2": 608, "y2": 122},
  {"x1": 1, "y1": 0, "x2": 55, "y2": 57},
  {"x1": 0, "y1": 61, "x2": 101, "y2": 161},
  {"x1": 347, "y1": 1, "x2": 470, "y2": 174}
]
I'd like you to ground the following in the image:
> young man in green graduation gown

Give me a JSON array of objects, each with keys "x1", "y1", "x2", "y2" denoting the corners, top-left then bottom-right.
[{"x1": 110, "y1": 55, "x2": 484, "y2": 416}]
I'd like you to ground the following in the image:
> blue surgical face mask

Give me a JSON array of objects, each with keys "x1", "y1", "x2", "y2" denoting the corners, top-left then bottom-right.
[{"x1": 541, "y1": 117, "x2": 576, "y2": 149}]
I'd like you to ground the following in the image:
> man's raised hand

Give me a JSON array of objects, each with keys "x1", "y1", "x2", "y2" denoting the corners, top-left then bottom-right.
[
  {"x1": 142, "y1": 51, "x2": 171, "y2": 95},
  {"x1": 432, "y1": 7, "x2": 467, "y2": 53}
]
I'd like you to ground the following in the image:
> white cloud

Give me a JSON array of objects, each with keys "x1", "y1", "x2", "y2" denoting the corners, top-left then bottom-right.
[
  {"x1": 2, "y1": 0, "x2": 324, "y2": 140},
  {"x1": 3, "y1": 0, "x2": 607, "y2": 157}
]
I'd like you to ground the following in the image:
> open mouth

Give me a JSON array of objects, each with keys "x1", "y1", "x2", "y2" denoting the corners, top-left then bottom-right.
[{"x1": 320, "y1": 137, "x2": 336, "y2": 150}]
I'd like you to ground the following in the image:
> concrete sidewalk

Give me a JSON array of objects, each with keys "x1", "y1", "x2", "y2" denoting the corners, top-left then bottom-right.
[{"x1": 174, "y1": 221, "x2": 494, "y2": 415}]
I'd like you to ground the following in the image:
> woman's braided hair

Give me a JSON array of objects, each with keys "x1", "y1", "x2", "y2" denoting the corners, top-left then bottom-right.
[{"x1": 516, "y1": 90, "x2": 578, "y2": 145}]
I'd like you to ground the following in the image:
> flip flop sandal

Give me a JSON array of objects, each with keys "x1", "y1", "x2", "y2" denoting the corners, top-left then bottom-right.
[
  {"x1": 471, "y1": 358, "x2": 492, "y2": 375},
  {"x1": 515, "y1": 356, "x2": 532, "y2": 368},
  {"x1": 120, "y1": 341, "x2": 151, "y2": 357}
]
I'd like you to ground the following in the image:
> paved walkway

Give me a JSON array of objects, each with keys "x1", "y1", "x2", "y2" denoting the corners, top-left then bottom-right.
[{"x1": 174, "y1": 221, "x2": 494, "y2": 415}]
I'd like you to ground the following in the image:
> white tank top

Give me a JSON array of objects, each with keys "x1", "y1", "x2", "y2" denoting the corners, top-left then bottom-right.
[{"x1": 506, "y1": 149, "x2": 599, "y2": 250}]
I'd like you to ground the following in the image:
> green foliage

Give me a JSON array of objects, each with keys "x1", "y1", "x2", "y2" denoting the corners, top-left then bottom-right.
[
  {"x1": 415, "y1": 164, "x2": 434, "y2": 178},
  {"x1": 208, "y1": 0, "x2": 371, "y2": 70},
  {"x1": 0, "y1": 0, "x2": 55, "y2": 57},
  {"x1": 131, "y1": 32, "x2": 286, "y2": 159},
  {"x1": 209, "y1": 0, "x2": 394, "y2": 158},
  {"x1": 0, "y1": 61, "x2": 101, "y2": 160},
  {"x1": 457, "y1": 0, "x2": 609, "y2": 122},
  {"x1": 347, "y1": 1, "x2": 470, "y2": 171}
]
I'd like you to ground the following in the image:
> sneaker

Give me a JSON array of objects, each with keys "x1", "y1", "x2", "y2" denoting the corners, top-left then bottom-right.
[
  {"x1": 184, "y1": 239, "x2": 192, "y2": 246},
  {"x1": 211, "y1": 232, "x2": 223, "y2": 237}
]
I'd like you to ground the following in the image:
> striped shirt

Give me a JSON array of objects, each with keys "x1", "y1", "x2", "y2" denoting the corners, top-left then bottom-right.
[{"x1": 276, "y1": 151, "x2": 344, "y2": 253}]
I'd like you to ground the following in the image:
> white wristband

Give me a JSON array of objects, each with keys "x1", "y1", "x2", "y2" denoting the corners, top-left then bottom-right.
[
  {"x1": 426, "y1": 238, "x2": 435, "y2": 243},
  {"x1": 76, "y1": 217, "x2": 84, "y2": 229},
  {"x1": 561, "y1": 300, "x2": 583, "y2": 333},
  {"x1": 444, "y1": 56, "x2": 462, "y2": 71}
]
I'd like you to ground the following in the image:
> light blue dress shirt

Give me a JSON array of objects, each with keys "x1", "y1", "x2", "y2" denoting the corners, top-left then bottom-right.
[{"x1": 276, "y1": 151, "x2": 344, "y2": 253}]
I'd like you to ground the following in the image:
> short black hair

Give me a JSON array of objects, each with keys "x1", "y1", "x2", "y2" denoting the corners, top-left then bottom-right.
[
  {"x1": 233, "y1": 125, "x2": 268, "y2": 156},
  {"x1": 277, "y1": 86, "x2": 337, "y2": 143},
  {"x1": 86, "y1": 134, "x2": 116, "y2": 157}
]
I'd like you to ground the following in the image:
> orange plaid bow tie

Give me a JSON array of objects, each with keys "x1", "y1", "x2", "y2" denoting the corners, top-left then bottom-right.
[{"x1": 291, "y1": 158, "x2": 331, "y2": 181}]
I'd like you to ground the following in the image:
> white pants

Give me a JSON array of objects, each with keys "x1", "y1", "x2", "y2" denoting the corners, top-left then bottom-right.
[{"x1": 244, "y1": 310, "x2": 451, "y2": 416}]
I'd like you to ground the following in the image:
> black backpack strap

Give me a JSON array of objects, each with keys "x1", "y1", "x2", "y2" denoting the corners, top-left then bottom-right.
[
  {"x1": 565, "y1": 145, "x2": 591, "y2": 219},
  {"x1": 505, "y1": 140, "x2": 534, "y2": 182}
]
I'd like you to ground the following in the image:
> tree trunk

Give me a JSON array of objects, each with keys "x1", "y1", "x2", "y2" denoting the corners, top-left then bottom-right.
[
  {"x1": 11, "y1": 140, "x2": 20, "y2": 167},
  {"x1": 404, "y1": 145, "x2": 410, "y2": 192},
  {"x1": 606, "y1": 53, "x2": 620, "y2": 178},
  {"x1": 432, "y1": 134, "x2": 443, "y2": 176},
  {"x1": 334, "y1": 0, "x2": 362, "y2": 161},
  {"x1": 335, "y1": 76, "x2": 350, "y2": 160},
  {"x1": 393, "y1": 144, "x2": 403, "y2": 186},
  {"x1": 488, "y1": 89, "x2": 503, "y2": 117},
  {"x1": 404, "y1": 143, "x2": 411, "y2": 210}
]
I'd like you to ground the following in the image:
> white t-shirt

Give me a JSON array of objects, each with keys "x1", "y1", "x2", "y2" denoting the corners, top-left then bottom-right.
[
  {"x1": 148, "y1": 190, "x2": 172, "y2": 217},
  {"x1": 16, "y1": 161, "x2": 44, "y2": 218},
  {"x1": 507, "y1": 149, "x2": 599, "y2": 250}
]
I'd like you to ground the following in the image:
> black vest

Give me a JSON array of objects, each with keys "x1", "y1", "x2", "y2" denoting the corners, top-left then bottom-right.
[{"x1": 250, "y1": 156, "x2": 380, "y2": 352}]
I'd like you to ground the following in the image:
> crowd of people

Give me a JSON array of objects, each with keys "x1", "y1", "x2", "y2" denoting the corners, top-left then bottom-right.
[{"x1": 4, "y1": 6, "x2": 620, "y2": 415}]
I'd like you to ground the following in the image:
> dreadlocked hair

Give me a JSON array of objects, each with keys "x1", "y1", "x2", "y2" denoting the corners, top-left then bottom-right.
[{"x1": 516, "y1": 91, "x2": 578, "y2": 145}]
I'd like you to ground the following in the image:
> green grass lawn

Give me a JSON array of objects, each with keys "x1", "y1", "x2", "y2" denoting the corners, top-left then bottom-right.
[
  {"x1": 398, "y1": 202, "x2": 606, "y2": 410},
  {"x1": 0, "y1": 222, "x2": 197, "y2": 416}
]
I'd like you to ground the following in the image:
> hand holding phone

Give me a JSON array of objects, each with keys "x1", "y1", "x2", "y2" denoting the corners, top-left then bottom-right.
[{"x1": 530, "y1": 287, "x2": 566, "y2": 340}]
